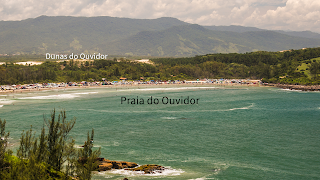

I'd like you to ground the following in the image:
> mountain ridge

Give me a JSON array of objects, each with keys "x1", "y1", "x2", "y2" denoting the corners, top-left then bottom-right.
[{"x1": 0, "y1": 15, "x2": 319, "y2": 56}]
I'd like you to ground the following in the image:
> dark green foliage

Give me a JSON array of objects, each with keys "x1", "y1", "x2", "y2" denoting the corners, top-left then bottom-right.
[
  {"x1": 76, "y1": 129, "x2": 101, "y2": 180},
  {"x1": 309, "y1": 61, "x2": 320, "y2": 79},
  {"x1": 17, "y1": 126, "x2": 35, "y2": 159},
  {"x1": 44, "y1": 109, "x2": 76, "y2": 171},
  {"x1": 0, "y1": 119, "x2": 10, "y2": 178},
  {"x1": 0, "y1": 109, "x2": 99, "y2": 179}
]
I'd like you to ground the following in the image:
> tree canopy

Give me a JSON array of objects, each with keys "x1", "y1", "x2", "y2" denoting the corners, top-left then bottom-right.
[{"x1": 0, "y1": 109, "x2": 100, "y2": 180}]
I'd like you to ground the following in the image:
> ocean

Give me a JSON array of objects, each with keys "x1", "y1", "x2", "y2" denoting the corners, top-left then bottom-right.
[{"x1": 0, "y1": 85, "x2": 320, "y2": 179}]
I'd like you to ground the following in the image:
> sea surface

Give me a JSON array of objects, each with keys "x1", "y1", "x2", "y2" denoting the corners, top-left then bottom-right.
[{"x1": 0, "y1": 85, "x2": 320, "y2": 180}]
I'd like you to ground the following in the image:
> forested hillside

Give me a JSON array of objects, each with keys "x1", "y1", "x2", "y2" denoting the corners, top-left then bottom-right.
[{"x1": 1, "y1": 47, "x2": 320, "y2": 85}]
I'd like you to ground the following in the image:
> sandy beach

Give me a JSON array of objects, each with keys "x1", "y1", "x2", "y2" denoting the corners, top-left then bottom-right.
[
  {"x1": 0, "y1": 82, "x2": 262, "y2": 95},
  {"x1": 3, "y1": 81, "x2": 320, "y2": 96}
]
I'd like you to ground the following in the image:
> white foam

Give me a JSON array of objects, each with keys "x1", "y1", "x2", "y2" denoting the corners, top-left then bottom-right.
[
  {"x1": 0, "y1": 105, "x2": 3, "y2": 108},
  {"x1": 229, "y1": 107, "x2": 248, "y2": 111},
  {"x1": 73, "y1": 92, "x2": 98, "y2": 95},
  {"x1": 18, "y1": 94, "x2": 80, "y2": 100},
  {"x1": 229, "y1": 103, "x2": 254, "y2": 111},
  {"x1": 118, "y1": 87, "x2": 217, "y2": 91},
  {"x1": 17, "y1": 91, "x2": 99, "y2": 100},
  {"x1": 98, "y1": 166, "x2": 184, "y2": 177},
  {"x1": 162, "y1": 117, "x2": 177, "y2": 119},
  {"x1": 0, "y1": 99, "x2": 15, "y2": 104},
  {"x1": 281, "y1": 88, "x2": 302, "y2": 92}
]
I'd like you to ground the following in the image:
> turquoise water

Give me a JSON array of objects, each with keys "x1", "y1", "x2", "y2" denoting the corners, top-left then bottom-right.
[{"x1": 1, "y1": 85, "x2": 320, "y2": 179}]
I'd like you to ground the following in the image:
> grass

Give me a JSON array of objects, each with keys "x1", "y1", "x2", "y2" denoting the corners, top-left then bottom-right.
[
  {"x1": 296, "y1": 63, "x2": 311, "y2": 78},
  {"x1": 295, "y1": 57, "x2": 320, "y2": 79},
  {"x1": 311, "y1": 57, "x2": 320, "y2": 62}
]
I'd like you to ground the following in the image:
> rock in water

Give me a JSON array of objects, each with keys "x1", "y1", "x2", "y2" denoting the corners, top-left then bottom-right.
[
  {"x1": 97, "y1": 158, "x2": 138, "y2": 171},
  {"x1": 99, "y1": 162, "x2": 113, "y2": 171},
  {"x1": 125, "y1": 164, "x2": 166, "y2": 174}
]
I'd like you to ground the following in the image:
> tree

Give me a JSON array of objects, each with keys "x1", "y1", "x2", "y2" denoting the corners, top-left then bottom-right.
[
  {"x1": 1, "y1": 109, "x2": 101, "y2": 179},
  {"x1": 44, "y1": 109, "x2": 76, "y2": 172},
  {"x1": 0, "y1": 119, "x2": 10, "y2": 178},
  {"x1": 76, "y1": 129, "x2": 101, "y2": 180},
  {"x1": 14, "y1": 109, "x2": 76, "y2": 179},
  {"x1": 17, "y1": 126, "x2": 35, "y2": 159},
  {"x1": 309, "y1": 61, "x2": 320, "y2": 79}
]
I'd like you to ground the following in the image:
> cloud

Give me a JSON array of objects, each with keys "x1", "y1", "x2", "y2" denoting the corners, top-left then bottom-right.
[
  {"x1": 0, "y1": 0, "x2": 319, "y2": 33},
  {"x1": 243, "y1": 0, "x2": 320, "y2": 32}
]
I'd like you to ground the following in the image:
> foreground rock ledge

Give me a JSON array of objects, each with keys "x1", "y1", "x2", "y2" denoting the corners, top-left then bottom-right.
[
  {"x1": 97, "y1": 158, "x2": 165, "y2": 174},
  {"x1": 97, "y1": 158, "x2": 138, "y2": 171}
]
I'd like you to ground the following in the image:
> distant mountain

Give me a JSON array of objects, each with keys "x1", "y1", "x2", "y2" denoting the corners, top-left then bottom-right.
[
  {"x1": 0, "y1": 16, "x2": 187, "y2": 54},
  {"x1": 100, "y1": 24, "x2": 320, "y2": 56},
  {"x1": 0, "y1": 16, "x2": 320, "y2": 56},
  {"x1": 274, "y1": 30, "x2": 320, "y2": 39},
  {"x1": 204, "y1": 26, "x2": 320, "y2": 39},
  {"x1": 204, "y1": 25, "x2": 264, "y2": 33}
]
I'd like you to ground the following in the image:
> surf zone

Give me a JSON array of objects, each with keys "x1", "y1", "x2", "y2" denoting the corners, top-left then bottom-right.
[{"x1": 121, "y1": 96, "x2": 199, "y2": 105}]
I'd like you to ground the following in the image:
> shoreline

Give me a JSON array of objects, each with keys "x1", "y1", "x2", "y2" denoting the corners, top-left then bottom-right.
[
  {"x1": 2, "y1": 82, "x2": 319, "y2": 95},
  {"x1": 0, "y1": 83, "x2": 262, "y2": 95}
]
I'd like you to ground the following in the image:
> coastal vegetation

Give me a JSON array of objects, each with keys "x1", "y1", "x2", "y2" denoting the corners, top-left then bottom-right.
[
  {"x1": 0, "y1": 47, "x2": 320, "y2": 85},
  {"x1": 0, "y1": 110, "x2": 100, "y2": 180}
]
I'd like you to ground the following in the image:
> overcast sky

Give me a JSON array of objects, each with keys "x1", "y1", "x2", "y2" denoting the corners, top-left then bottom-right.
[{"x1": 0, "y1": 0, "x2": 319, "y2": 33}]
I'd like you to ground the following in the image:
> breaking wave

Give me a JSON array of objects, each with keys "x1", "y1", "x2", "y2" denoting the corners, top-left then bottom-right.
[
  {"x1": 17, "y1": 91, "x2": 98, "y2": 100},
  {"x1": 228, "y1": 103, "x2": 254, "y2": 111},
  {"x1": 97, "y1": 166, "x2": 184, "y2": 178},
  {"x1": 18, "y1": 94, "x2": 80, "y2": 99},
  {"x1": 73, "y1": 92, "x2": 98, "y2": 95},
  {"x1": 0, "y1": 99, "x2": 15, "y2": 105}
]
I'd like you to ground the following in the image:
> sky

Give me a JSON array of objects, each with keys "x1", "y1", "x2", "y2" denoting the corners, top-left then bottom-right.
[{"x1": 0, "y1": 0, "x2": 319, "y2": 33}]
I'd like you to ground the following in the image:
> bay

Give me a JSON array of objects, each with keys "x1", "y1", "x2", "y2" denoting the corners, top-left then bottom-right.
[{"x1": 0, "y1": 85, "x2": 320, "y2": 180}]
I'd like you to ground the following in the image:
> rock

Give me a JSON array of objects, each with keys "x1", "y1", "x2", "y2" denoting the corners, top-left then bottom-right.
[
  {"x1": 126, "y1": 164, "x2": 165, "y2": 174},
  {"x1": 111, "y1": 161, "x2": 124, "y2": 169},
  {"x1": 96, "y1": 158, "x2": 138, "y2": 171},
  {"x1": 120, "y1": 161, "x2": 138, "y2": 168},
  {"x1": 96, "y1": 157, "x2": 107, "y2": 162},
  {"x1": 99, "y1": 162, "x2": 113, "y2": 171}
]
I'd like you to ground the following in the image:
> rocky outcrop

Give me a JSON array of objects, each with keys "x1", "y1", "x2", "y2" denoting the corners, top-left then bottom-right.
[
  {"x1": 265, "y1": 84, "x2": 320, "y2": 91},
  {"x1": 97, "y1": 158, "x2": 165, "y2": 174},
  {"x1": 125, "y1": 164, "x2": 166, "y2": 174},
  {"x1": 97, "y1": 158, "x2": 138, "y2": 171},
  {"x1": 277, "y1": 84, "x2": 320, "y2": 91}
]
